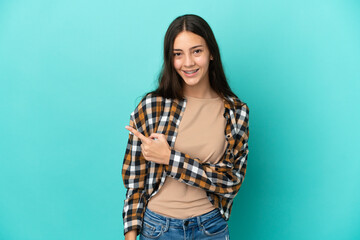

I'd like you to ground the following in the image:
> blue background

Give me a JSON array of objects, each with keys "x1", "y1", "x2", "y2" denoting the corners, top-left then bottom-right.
[{"x1": 1, "y1": 0, "x2": 359, "y2": 239}]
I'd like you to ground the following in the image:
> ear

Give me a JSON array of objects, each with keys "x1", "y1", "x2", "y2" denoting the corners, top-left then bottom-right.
[{"x1": 210, "y1": 55, "x2": 214, "y2": 61}]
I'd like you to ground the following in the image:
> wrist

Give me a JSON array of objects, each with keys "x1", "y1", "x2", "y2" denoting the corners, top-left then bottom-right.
[{"x1": 164, "y1": 147, "x2": 171, "y2": 165}]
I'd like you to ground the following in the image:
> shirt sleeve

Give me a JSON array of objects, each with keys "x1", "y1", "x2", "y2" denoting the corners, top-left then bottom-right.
[
  {"x1": 121, "y1": 110, "x2": 147, "y2": 236},
  {"x1": 165, "y1": 103, "x2": 249, "y2": 199}
]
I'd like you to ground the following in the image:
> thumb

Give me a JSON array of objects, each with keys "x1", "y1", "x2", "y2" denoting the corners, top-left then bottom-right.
[{"x1": 150, "y1": 133, "x2": 166, "y2": 140}]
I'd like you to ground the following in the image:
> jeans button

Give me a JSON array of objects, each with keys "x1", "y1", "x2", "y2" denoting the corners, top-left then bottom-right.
[{"x1": 184, "y1": 220, "x2": 189, "y2": 226}]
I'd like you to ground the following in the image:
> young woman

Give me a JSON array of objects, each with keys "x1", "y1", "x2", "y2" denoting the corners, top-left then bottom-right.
[{"x1": 122, "y1": 14, "x2": 250, "y2": 240}]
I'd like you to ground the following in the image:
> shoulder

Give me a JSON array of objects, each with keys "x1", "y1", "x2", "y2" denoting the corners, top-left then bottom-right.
[
  {"x1": 224, "y1": 96, "x2": 250, "y2": 140},
  {"x1": 130, "y1": 93, "x2": 169, "y2": 134},
  {"x1": 224, "y1": 95, "x2": 249, "y2": 113},
  {"x1": 132, "y1": 93, "x2": 167, "y2": 115},
  {"x1": 139, "y1": 92, "x2": 166, "y2": 106},
  {"x1": 224, "y1": 95, "x2": 250, "y2": 130}
]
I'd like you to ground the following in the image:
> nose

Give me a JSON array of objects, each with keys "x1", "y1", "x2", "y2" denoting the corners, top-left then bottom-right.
[{"x1": 184, "y1": 54, "x2": 195, "y2": 67}]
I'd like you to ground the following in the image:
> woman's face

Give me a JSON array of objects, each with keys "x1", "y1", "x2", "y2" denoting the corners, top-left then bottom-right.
[{"x1": 172, "y1": 31, "x2": 213, "y2": 88}]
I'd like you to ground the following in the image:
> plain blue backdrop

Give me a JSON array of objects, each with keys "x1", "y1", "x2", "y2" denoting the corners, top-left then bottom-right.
[{"x1": 0, "y1": 0, "x2": 359, "y2": 239}]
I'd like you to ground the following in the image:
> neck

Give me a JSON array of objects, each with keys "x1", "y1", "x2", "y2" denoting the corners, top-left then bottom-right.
[{"x1": 183, "y1": 76, "x2": 218, "y2": 99}]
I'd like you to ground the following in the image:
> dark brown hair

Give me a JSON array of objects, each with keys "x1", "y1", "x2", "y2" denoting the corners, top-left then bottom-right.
[{"x1": 147, "y1": 14, "x2": 238, "y2": 100}]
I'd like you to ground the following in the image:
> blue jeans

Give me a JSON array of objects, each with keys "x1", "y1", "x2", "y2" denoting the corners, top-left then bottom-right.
[{"x1": 139, "y1": 208, "x2": 230, "y2": 240}]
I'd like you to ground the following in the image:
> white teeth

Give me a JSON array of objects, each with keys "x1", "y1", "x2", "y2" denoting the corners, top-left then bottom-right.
[{"x1": 184, "y1": 69, "x2": 198, "y2": 74}]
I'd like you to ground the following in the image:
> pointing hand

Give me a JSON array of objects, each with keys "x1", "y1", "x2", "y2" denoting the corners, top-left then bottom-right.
[{"x1": 125, "y1": 126, "x2": 171, "y2": 165}]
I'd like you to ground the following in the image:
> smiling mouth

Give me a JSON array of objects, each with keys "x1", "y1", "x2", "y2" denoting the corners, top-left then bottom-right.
[{"x1": 182, "y1": 69, "x2": 199, "y2": 74}]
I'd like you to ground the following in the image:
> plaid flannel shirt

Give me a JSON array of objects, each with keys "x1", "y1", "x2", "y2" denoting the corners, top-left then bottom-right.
[{"x1": 122, "y1": 93, "x2": 250, "y2": 235}]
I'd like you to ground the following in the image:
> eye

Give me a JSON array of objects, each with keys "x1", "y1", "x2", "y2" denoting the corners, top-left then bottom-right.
[
  {"x1": 194, "y1": 49, "x2": 202, "y2": 54},
  {"x1": 173, "y1": 52, "x2": 181, "y2": 56}
]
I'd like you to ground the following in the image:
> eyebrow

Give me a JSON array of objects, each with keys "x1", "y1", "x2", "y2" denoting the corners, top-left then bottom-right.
[{"x1": 173, "y1": 45, "x2": 203, "y2": 51}]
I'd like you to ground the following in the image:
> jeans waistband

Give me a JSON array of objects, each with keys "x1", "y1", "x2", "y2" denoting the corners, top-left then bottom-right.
[{"x1": 143, "y1": 208, "x2": 223, "y2": 229}]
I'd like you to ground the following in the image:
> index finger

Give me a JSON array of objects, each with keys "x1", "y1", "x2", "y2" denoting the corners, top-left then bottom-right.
[{"x1": 125, "y1": 125, "x2": 151, "y2": 143}]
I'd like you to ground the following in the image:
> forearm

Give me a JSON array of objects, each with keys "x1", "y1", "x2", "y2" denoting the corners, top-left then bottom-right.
[
  {"x1": 165, "y1": 148, "x2": 247, "y2": 198},
  {"x1": 123, "y1": 190, "x2": 146, "y2": 236},
  {"x1": 125, "y1": 230, "x2": 137, "y2": 240}
]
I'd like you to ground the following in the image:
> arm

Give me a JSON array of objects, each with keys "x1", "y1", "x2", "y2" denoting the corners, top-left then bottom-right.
[
  {"x1": 165, "y1": 103, "x2": 250, "y2": 199},
  {"x1": 125, "y1": 230, "x2": 137, "y2": 240},
  {"x1": 122, "y1": 113, "x2": 147, "y2": 236}
]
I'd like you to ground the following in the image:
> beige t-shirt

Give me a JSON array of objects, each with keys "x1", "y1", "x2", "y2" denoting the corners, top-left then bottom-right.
[{"x1": 147, "y1": 95, "x2": 227, "y2": 219}]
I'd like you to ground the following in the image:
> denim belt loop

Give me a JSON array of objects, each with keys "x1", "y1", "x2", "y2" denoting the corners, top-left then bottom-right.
[
  {"x1": 196, "y1": 215, "x2": 203, "y2": 229},
  {"x1": 163, "y1": 218, "x2": 169, "y2": 232}
]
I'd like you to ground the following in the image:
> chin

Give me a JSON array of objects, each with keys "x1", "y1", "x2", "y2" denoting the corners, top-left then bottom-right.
[{"x1": 182, "y1": 78, "x2": 200, "y2": 86}]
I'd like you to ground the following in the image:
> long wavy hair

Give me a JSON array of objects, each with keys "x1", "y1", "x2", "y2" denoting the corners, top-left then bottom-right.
[{"x1": 147, "y1": 14, "x2": 238, "y2": 101}]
